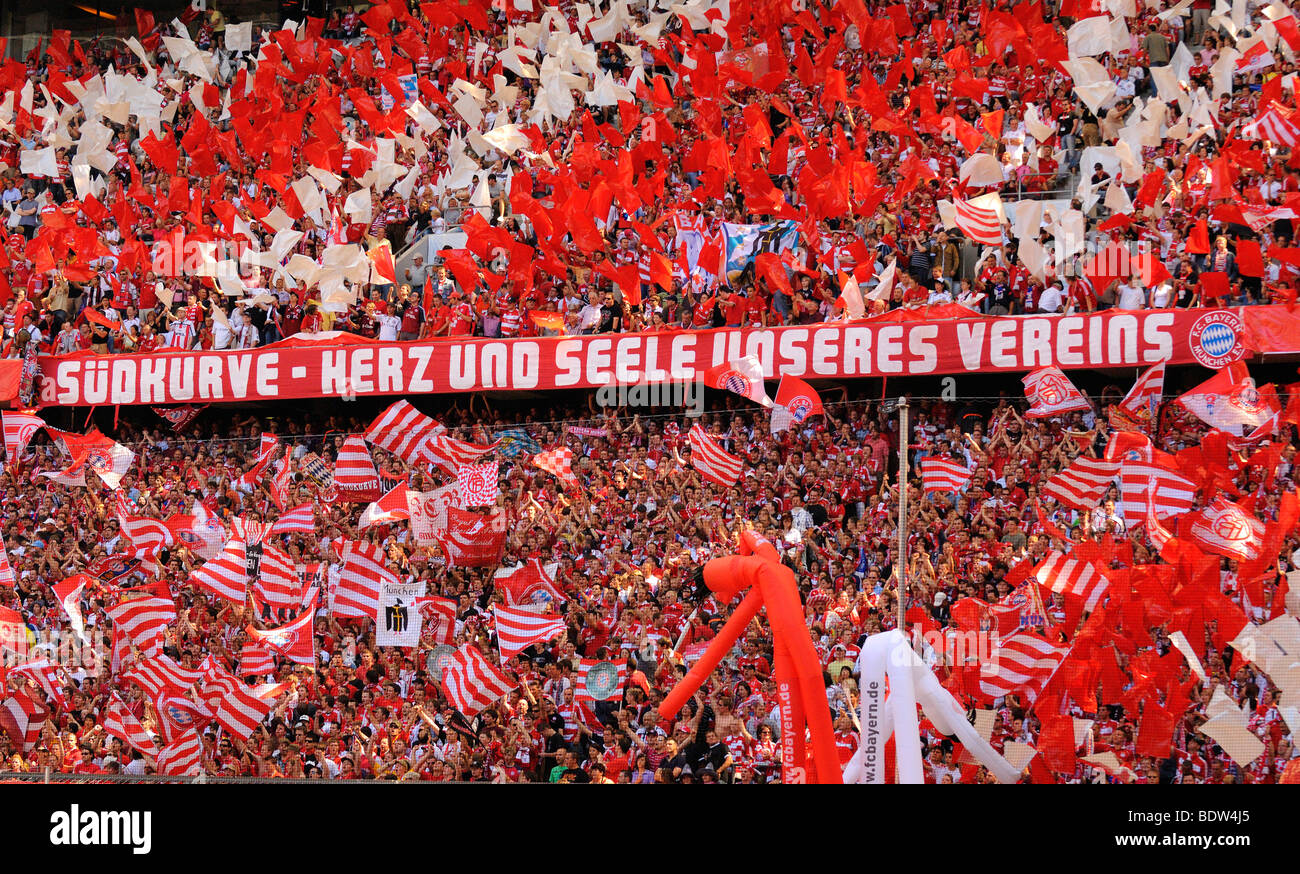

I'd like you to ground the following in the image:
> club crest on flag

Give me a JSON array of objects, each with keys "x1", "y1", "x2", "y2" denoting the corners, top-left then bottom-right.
[
  {"x1": 787, "y1": 395, "x2": 815, "y2": 421},
  {"x1": 717, "y1": 370, "x2": 750, "y2": 396},
  {"x1": 582, "y1": 661, "x2": 621, "y2": 700},
  {"x1": 1228, "y1": 383, "x2": 1262, "y2": 413},
  {"x1": 1188, "y1": 311, "x2": 1246, "y2": 368},
  {"x1": 1035, "y1": 371, "x2": 1071, "y2": 406}
]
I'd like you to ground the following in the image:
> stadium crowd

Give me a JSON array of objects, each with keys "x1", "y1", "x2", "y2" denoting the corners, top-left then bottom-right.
[
  {"x1": 0, "y1": 0, "x2": 1299, "y2": 783},
  {"x1": 0, "y1": 379, "x2": 1297, "y2": 783},
  {"x1": 0, "y1": 0, "x2": 1298, "y2": 364}
]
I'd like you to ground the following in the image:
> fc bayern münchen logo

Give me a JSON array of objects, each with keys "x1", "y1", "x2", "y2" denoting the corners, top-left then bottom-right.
[
  {"x1": 1189, "y1": 312, "x2": 1246, "y2": 368},
  {"x1": 583, "y1": 661, "x2": 620, "y2": 700}
]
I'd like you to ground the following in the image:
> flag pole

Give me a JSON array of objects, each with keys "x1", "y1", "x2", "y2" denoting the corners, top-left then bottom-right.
[{"x1": 895, "y1": 397, "x2": 909, "y2": 639}]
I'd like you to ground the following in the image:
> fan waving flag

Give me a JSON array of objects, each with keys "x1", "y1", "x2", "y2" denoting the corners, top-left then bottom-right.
[
  {"x1": 334, "y1": 434, "x2": 381, "y2": 501},
  {"x1": 269, "y1": 503, "x2": 316, "y2": 536},
  {"x1": 424, "y1": 433, "x2": 502, "y2": 473},
  {"x1": 2, "y1": 411, "x2": 44, "y2": 467},
  {"x1": 437, "y1": 508, "x2": 508, "y2": 567},
  {"x1": 1249, "y1": 107, "x2": 1300, "y2": 148},
  {"x1": 533, "y1": 447, "x2": 580, "y2": 491},
  {"x1": 495, "y1": 559, "x2": 566, "y2": 607},
  {"x1": 951, "y1": 197, "x2": 1005, "y2": 245},
  {"x1": 364, "y1": 400, "x2": 444, "y2": 466},
  {"x1": 0, "y1": 691, "x2": 49, "y2": 753},
  {"x1": 1041, "y1": 456, "x2": 1119, "y2": 511},
  {"x1": 1176, "y1": 363, "x2": 1280, "y2": 436},
  {"x1": 576, "y1": 658, "x2": 629, "y2": 703},
  {"x1": 332, "y1": 541, "x2": 396, "y2": 618},
  {"x1": 1023, "y1": 367, "x2": 1091, "y2": 418},
  {"x1": 245, "y1": 599, "x2": 318, "y2": 666},
  {"x1": 439, "y1": 644, "x2": 516, "y2": 714},
  {"x1": 359, "y1": 483, "x2": 412, "y2": 530},
  {"x1": 102, "y1": 693, "x2": 158, "y2": 756},
  {"x1": 1182, "y1": 497, "x2": 1265, "y2": 562},
  {"x1": 1033, "y1": 551, "x2": 1111, "y2": 612},
  {"x1": 687, "y1": 424, "x2": 744, "y2": 486},
  {"x1": 458, "y1": 462, "x2": 499, "y2": 506},
  {"x1": 494, "y1": 604, "x2": 568, "y2": 659},
  {"x1": 188, "y1": 539, "x2": 249, "y2": 605},
  {"x1": 771, "y1": 375, "x2": 824, "y2": 434},
  {"x1": 920, "y1": 457, "x2": 972, "y2": 494},
  {"x1": 1113, "y1": 360, "x2": 1166, "y2": 431},
  {"x1": 703, "y1": 356, "x2": 772, "y2": 407},
  {"x1": 979, "y1": 632, "x2": 1070, "y2": 703},
  {"x1": 496, "y1": 428, "x2": 543, "y2": 458},
  {"x1": 107, "y1": 593, "x2": 175, "y2": 660}
]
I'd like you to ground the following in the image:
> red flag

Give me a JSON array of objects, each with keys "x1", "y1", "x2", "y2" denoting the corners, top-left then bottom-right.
[{"x1": 773, "y1": 374, "x2": 825, "y2": 423}]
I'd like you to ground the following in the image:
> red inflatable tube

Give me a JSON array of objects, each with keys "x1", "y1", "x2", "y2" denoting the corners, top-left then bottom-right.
[{"x1": 657, "y1": 530, "x2": 842, "y2": 783}]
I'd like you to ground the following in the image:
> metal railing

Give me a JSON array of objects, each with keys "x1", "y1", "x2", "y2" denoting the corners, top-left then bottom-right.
[{"x1": 0, "y1": 770, "x2": 472, "y2": 784}]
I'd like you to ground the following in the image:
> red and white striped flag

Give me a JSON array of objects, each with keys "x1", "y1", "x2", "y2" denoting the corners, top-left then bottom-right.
[
  {"x1": 269, "y1": 457, "x2": 292, "y2": 510},
  {"x1": 533, "y1": 447, "x2": 579, "y2": 491},
  {"x1": 1183, "y1": 496, "x2": 1265, "y2": 562},
  {"x1": 251, "y1": 545, "x2": 302, "y2": 614},
  {"x1": 234, "y1": 435, "x2": 280, "y2": 491},
  {"x1": 703, "y1": 356, "x2": 773, "y2": 407},
  {"x1": 155, "y1": 728, "x2": 204, "y2": 776},
  {"x1": 953, "y1": 198, "x2": 1005, "y2": 245},
  {"x1": 358, "y1": 483, "x2": 411, "y2": 530},
  {"x1": 687, "y1": 424, "x2": 743, "y2": 486},
  {"x1": 333, "y1": 434, "x2": 381, "y2": 501},
  {"x1": 1033, "y1": 551, "x2": 1111, "y2": 612},
  {"x1": 1145, "y1": 481, "x2": 1176, "y2": 554},
  {"x1": 439, "y1": 644, "x2": 516, "y2": 714},
  {"x1": 245, "y1": 600, "x2": 317, "y2": 666},
  {"x1": 1023, "y1": 367, "x2": 1091, "y2": 418},
  {"x1": 1114, "y1": 439, "x2": 1197, "y2": 524},
  {"x1": 457, "y1": 462, "x2": 499, "y2": 506},
  {"x1": 0, "y1": 691, "x2": 48, "y2": 753},
  {"x1": 1249, "y1": 107, "x2": 1300, "y2": 148},
  {"x1": 979, "y1": 632, "x2": 1069, "y2": 703},
  {"x1": 1041, "y1": 456, "x2": 1119, "y2": 511},
  {"x1": 198, "y1": 669, "x2": 279, "y2": 741},
  {"x1": 102, "y1": 693, "x2": 158, "y2": 756},
  {"x1": 238, "y1": 641, "x2": 278, "y2": 677},
  {"x1": 10, "y1": 659, "x2": 70, "y2": 708},
  {"x1": 424, "y1": 433, "x2": 501, "y2": 473},
  {"x1": 269, "y1": 503, "x2": 316, "y2": 536},
  {"x1": 2, "y1": 411, "x2": 44, "y2": 468},
  {"x1": 493, "y1": 604, "x2": 568, "y2": 660},
  {"x1": 107, "y1": 593, "x2": 175, "y2": 660},
  {"x1": 187, "y1": 539, "x2": 249, "y2": 605},
  {"x1": 364, "y1": 400, "x2": 444, "y2": 466},
  {"x1": 121, "y1": 655, "x2": 203, "y2": 699},
  {"x1": 117, "y1": 514, "x2": 174, "y2": 553},
  {"x1": 920, "y1": 457, "x2": 972, "y2": 494},
  {"x1": 332, "y1": 541, "x2": 395, "y2": 618},
  {"x1": 1115, "y1": 360, "x2": 1165, "y2": 430}
]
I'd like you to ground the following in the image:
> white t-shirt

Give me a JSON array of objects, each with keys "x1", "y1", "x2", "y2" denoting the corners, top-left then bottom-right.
[
  {"x1": 1116, "y1": 283, "x2": 1145, "y2": 310},
  {"x1": 1038, "y1": 285, "x2": 1064, "y2": 313},
  {"x1": 376, "y1": 314, "x2": 401, "y2": 341}
]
